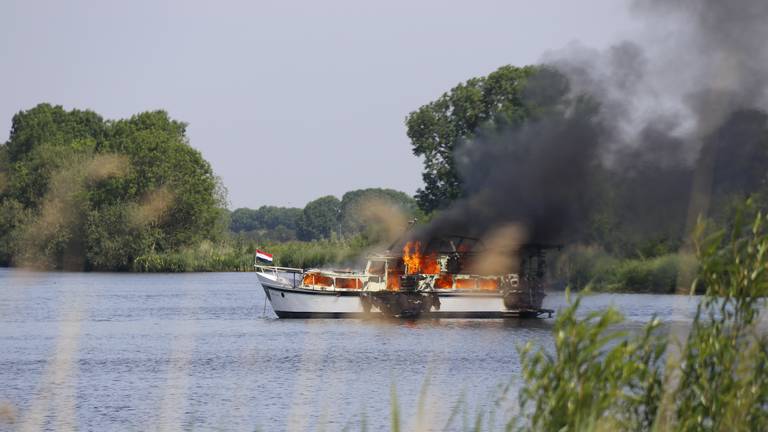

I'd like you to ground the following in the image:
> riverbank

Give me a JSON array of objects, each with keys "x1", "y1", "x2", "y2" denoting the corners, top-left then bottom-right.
[
  {"x1": 130, "y1": 237, "x2": 370, "y2": 272},
  {"x1": 2, "y1": 238, "x2": 699, "y2": 294},
  {"x1": 553, "y1": 247, "x2": 698, "y2": 294},
  {"x1": 132, "y1": 242, "x2": 700, "y2": 295}
]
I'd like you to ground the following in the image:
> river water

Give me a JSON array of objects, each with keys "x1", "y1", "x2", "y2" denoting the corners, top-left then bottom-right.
[{"x1": 0, "y1": 268, "x2": 698, "y2": 431}]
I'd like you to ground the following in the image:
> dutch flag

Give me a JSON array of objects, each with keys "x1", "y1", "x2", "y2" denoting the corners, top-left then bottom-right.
[{"x1": 255, "y1": 249, "x2": 274, "y2": 263}]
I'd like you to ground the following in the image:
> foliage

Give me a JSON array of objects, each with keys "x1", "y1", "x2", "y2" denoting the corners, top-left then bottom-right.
[
  {"x1": 516, "y1": 202, "x2": 768, "y2": 432},
  {"x1": 339, "y1": 188, "x2": 422, "y2": 241},
  {"x1": 406, "y1": 65, "x2": 538, "y2": 212},
  {"x1": 230, "y1": 206, "x2": 302, "y2": 241},
  {"x1": 132, "y1": 235, "x2": 371, "y2": 272},
  {"x1": 672, "y1": 208, "x2": 768, "y2": 431},
  {"x1": 0, "y1": 199, "x2": 27, "y2": 265},
  {"x1": 297, "y1": 195, "x2": 341, "y2": 241},
  {"x1": 0, "y1": 104, "x2": 227, "y2": 270},
  {"x1": 261, "y1": 235, "x2": 371, "y2": 269},
  {"x1": 132, "y1": 240, "x2": 256, "y2": 272},
  {"x1": 518, "y1": 292, "x2": 665, "y2": 431},
  {"x1": 554, "y1": 246, "x2": 698, "y2": 293},
  {"x1": 231, "y1": 188, "x2": 421, "y2": 244}
]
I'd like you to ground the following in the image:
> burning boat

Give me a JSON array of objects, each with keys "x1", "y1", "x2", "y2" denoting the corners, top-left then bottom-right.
[{"x1": 255, "y1": 236, "x2": 555, "y2": 319}]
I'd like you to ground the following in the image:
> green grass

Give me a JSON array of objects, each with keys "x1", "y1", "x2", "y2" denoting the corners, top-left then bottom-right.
[
  {"x1": 131, "y1": 236, "x2": 373, "y2": 272},
  {"x1": 132, "y1": 240, "x2": 255, "y2": 272},
  {"x1": 554, "y1": 246, "x2": 698, "y2": 293},
  {"x1": 262, "y1": 236, "x2": 371, "y2": 269}
]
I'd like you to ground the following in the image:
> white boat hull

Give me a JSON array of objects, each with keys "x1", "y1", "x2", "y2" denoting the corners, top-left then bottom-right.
[{"x1": 257, "y1": 272, "x2": 546, "y2": 319}]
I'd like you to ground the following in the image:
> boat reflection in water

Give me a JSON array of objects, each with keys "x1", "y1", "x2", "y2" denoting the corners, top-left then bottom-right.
[{"x1": 256, "y1": 236, "x2": 556, "y2": 319}]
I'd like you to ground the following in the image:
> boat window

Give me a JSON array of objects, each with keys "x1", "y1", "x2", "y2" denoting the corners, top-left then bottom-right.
[
  {"x1": 368, "y1": 261, "x2": 385, "y2": 275},
  {"x1": 335, "y1": 278, "x2": 362, "y2": 289},
  {"x1": 435, "y1": 274, "x2": 453, "y2": 289},
  {"x1": 386, "y1": 270, "x2": 402, "y2": 291},
  {"x1": 303, "y1": 272, "x2": 333, "y2": 287},
  {"x1": 455, "y1": 278, "x2": 477, "y2": 290},
  {"x1": 478, "y1": 279, "x2": 498, "y2": 290}
]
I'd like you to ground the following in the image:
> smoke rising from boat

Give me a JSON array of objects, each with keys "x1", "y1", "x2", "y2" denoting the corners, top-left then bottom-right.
[
  {"x1": 464, "y1": 224, "x2": 526, "y2": 275},
  {"x1": 412, "y1": 0, "x2": 768, "y2": 250},
  {"x1": 354, "y1": 197, "x2": 411, "y2": 244}
]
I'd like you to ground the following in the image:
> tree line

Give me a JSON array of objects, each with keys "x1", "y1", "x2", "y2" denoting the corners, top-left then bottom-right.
[
  {"x1": 3, "y1": 62, "x2": 765, "y2": 276},
  {"x1": 229, "y1": 188, "x2": 421, "y2": 242},
  {"x1": 0, "y1": 104, "x2": 421, "y2": 270}
]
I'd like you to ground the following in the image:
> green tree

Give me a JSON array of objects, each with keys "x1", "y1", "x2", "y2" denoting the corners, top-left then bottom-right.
[
  {"x1": 0, "y1": 104, "x2": 227, "y2": 270},
  {"x1": 230, "y1": 206, "x2": 302, "y2": 233},
  {"x1": 0, "y1": 199, "x2": 27, "y2": 265},
  {"x1": 405, "y1": 65, "x2": 538, "y2": 213},
  {"x1": 339, "y1": 188, "x2": 421, "y2": 239},
  {"x1": 4, "y1": 103, "x2": 105, "y2": 164},
  {"x1": 100, "y1": 111, "x2": 226, "y2": 250},
  {"x1": 230, "y1": 206, "x2": 302, "y2": 241},
  {"x1": 230, "y1": 208, "x2": 260, "y2": 232},
  {"x1": 298, "y1": 195, "x2": 341, "y2": 241}
]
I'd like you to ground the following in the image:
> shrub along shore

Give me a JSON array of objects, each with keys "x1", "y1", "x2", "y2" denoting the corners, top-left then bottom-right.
[
  {"x1": 126, "y1": 235, "x2": 699, "y2": 295},
  {"x1": 553, "y1": 248, "x2": 699, "y2": 294},
  {"x1": 130, "y1": 237, "x2": 371, "y2": 273}
]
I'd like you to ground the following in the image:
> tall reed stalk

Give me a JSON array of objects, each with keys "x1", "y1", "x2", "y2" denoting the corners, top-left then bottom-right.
[{"x1": 516, "y1": 203, "x2": 768, "y2": 431}]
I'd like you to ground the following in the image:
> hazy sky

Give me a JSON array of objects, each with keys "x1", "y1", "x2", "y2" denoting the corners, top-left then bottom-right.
[{"x1": 1, "y1": 0, "x2": 636, "y2": 209}]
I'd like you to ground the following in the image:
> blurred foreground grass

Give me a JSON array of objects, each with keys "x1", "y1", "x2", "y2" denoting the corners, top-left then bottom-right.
[{"x1": 385, "y1": 206, "x2": 768, "y2": 431}]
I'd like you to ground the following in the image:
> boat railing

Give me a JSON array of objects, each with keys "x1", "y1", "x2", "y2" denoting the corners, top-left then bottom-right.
[
  {"x1": 254, "y1": 264, "x2": 304, "y2": 273},
  {"x1": 254, "y1": 264, "x2": 304, "y2": 288}
]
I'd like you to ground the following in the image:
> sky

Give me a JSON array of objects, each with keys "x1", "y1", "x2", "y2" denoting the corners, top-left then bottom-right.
[{"x1": 0, "y1": 0, "x2": 637, "y2": 209}]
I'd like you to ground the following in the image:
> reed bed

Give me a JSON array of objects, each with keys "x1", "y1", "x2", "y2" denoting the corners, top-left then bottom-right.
[
  {"x1": 132, "y1": 237, "x2": 371, "y2": 272},
  {"x1": 554, "y1": 246, "x2": 699, "y2": 293}
]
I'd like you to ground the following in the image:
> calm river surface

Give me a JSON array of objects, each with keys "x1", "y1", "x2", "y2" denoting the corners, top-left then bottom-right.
[{"x1": 0, "y1": 268, "x2": 698, "y2": 431}]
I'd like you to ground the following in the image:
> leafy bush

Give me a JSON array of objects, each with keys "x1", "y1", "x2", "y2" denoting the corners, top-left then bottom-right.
[
  {"x1": 518, "y1": 292, "x2": 664, "y2": 431},
  {"x1": 517, "y1": 204, "x2": 768, "y2": 431},
  {"x1": 554, "y1": 246, "x2": 697, "y2": 293},
  {"x1": 0, "y1": 104, "x2": 227, "y2": 270},
  {"x1": 554, "y1": 245, "x2": 618, "y2": 290}
]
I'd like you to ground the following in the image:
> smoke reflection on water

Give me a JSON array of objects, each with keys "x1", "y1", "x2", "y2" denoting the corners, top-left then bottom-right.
[{"x1": 0, "y1": 269, "x2": 700, "y2": 431}]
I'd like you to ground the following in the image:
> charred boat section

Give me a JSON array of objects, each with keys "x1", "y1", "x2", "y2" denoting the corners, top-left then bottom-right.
[
  {"x1": 377, "y1": 238, "x2": 556, "y2": 319},
  {"x1": 255, "y1": 236, "x2": 556, "y2": 319},
  {"x1": 501, "y1": 245, "x2": 558, "y2": 318}
]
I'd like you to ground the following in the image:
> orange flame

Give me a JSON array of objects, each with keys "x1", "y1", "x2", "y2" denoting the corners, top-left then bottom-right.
[
  {"x1": 402, "y1": 241, "x2": 440, "y2": 275},
  {"x1": 422, "y1": 255, "x2": 440, "y2": 274},
  {"x1": 386, "y1": 269, "x2": 402, "y2": 290},
  {"x1": 335, "y1": 277, "x2": 363, "y2": 289},
  {"x1": 478, "y1": 279, "x2": 499, "y2": 291},
  {"x1": 402, "y1": 241, "x2": 421, "y2": 274},
  {"x1": 303, "y1": 272, "x2": 333, "y2": 287},
  {"x1": 435, "y1": 274, "x2": 453, "y2": 289},
  {"x1": 455, "y1": 278, "x2": 476, "y2": 290}
]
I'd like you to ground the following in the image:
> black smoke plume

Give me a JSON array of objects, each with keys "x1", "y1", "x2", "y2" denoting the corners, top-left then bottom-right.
[{"x1": 412, "y1": 0, "x2": 768, "y2": 253}]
